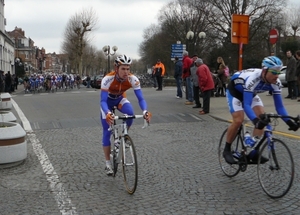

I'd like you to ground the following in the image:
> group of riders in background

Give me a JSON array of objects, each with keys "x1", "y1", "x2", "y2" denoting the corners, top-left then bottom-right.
[{"x1": 23, "y1": 73, "x2": 82, "y2": 94}]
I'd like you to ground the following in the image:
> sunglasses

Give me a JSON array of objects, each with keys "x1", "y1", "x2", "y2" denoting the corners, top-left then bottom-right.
[{"x1": 268, "y1": 69, "x2": 281, "y2": 75}]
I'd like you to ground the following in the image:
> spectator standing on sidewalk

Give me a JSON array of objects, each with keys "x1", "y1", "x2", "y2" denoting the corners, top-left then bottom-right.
[
  {"x1": 295, "y1": 50, "x2": 300, "y2": 102},
  {"x1": 174, "y1": 57, "x2": 183, "y2": 98},
  {"x1": 0, "y1": 70, "x2": 4, "y2": 92},
  {"x1": 4, "y1": 71, "x2": 12, "y2": 93},
  {"x1": 182, "y1": 51, "x2": 193, "y2": 105},
  {"x1": 285, "y1": 50, "x2": 297, "y2": 100},
  {"x1": 153, "y1": 59, "x2": 165, "y2": 91},
  {"x1": 151, "y1": 66, "x2": 157, "y2": 88},
  {"x1": 196, "y1": 58, "x2": 214, "y2": 114},
  {"x1": 190, "y1": 55, "x2": 201, "y2": 108},
  {"x1": 14, "y1": 75, "x2": 19, "y2": 90}
]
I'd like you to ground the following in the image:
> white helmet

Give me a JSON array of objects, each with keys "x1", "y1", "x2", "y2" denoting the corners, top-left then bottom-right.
[{"x1": 114, "y1": 54, "x2": 132, "y2": 66}]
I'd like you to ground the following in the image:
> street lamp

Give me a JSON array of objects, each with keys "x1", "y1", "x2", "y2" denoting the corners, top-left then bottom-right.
[
  {"x1": 186, "y1": 30, "x2": 206, "y2": 54},
  {"x1": 102, "y1": 45, "x2": 118, "y2": 74}
]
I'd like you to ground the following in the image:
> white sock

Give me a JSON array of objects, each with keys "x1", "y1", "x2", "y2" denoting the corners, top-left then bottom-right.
[{"x1": 106, "y1": 160, "x2": 111, "y2": 166}]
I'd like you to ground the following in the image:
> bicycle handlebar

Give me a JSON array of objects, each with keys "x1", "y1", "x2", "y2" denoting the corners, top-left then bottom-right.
[
  {"x1": 112, "y1": 114, "x2": 149, "y2": 129},
  {"x1": 259, "y1": 113, "x2": 300, "y2": 123},
  {"x1": 259, "y1": 113, "x2": 300, "y2": 131}
]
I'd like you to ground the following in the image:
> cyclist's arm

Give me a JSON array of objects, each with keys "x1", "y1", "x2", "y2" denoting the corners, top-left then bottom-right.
[
  {"x1": 100, "y1": 90, "x2": 110, "y2": 114},
  {"x1": 130, "y1": 75, "x2": 147, "y2": 112},
  {"x1": 134, "y1": 89, "x2": 147, "y2": 112},
  {"x1": 273, "y1": 93, "x2": 289, "y2": 123}
]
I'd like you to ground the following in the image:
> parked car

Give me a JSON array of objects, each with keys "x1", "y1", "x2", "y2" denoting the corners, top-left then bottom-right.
[
  {"x1": 93, "y1": 75, "x2": 103, "y2": 89},
  {"x1": 82, "y1": 76, "x2": 87, "y2": 86},
  {"x1": 279, "y1": 66, "x2": 287, "y2": 87}
]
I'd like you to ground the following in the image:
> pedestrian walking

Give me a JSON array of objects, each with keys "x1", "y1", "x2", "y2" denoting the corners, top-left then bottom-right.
[{"x1": 86, "y1": 75, "x2": 91, "y2": 88}]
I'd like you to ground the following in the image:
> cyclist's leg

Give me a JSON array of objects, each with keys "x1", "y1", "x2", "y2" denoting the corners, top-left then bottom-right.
[
  {"x1": 101, "y1": 98, "x2": 120, "y2": 175},
  {"x1": 223, "y1": 92, "x2": 244, "y2": 164},
  {"x1": 118, "y1": 98, "x2": 134, "y2": 128}
]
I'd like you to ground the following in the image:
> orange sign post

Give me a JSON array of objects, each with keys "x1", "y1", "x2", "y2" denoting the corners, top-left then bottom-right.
[{"x1": 231, "y1": 14, "x2": 249, "y2": 70}]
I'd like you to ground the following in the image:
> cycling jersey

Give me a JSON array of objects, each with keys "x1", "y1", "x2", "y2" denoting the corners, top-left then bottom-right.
[
  {"x1": 100, "y1": 71, "x2": 147, "y2": 114},
  {"x1": 100, "y1": 71, "x2": 148, "y2": 147},
  {"x1": 227, "y1": 68, "x2": 288, "y2": 122}
]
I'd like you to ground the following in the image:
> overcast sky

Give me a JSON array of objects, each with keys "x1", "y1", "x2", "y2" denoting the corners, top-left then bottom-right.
[{"x1": 4, "y1": 0, "x2": 300, "y2": 60}]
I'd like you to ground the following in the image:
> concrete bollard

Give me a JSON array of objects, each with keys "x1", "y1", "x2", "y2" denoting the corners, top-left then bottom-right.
[
  {"x1": 0, "y1": 111, "x2": 17, "y2": 122},
  {"x1": 0, "y1": 122, "x2": 27, "y2": 164},
  {"x1": 0, "y1": 93, "x2": 12, "y2": 110}
]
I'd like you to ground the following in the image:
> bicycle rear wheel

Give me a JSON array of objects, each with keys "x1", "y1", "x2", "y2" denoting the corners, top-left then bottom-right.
[
  {"x1": 122, "y1": 135, "x2": 138, "y2": 194},
  {"x1": 257, "y1": 138, "x2": 294, "y2": 198},
  {"x1": 218, "y1": 128, "x2": 242, "y2": 177}
]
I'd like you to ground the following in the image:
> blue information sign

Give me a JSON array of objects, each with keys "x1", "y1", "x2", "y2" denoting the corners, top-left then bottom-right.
[{"x1": 171, "y1": 44, "x2": 186, "y2": 60}]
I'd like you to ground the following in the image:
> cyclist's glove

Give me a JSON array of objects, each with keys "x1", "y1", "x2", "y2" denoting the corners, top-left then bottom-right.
[
  {"x1": 252, "y1": 117, "x2": 268, "y2": 130},
  {"x1": 286, "y1": 120, "x2": 299, "y2": 131},
  {"x1": 143, "y1": 111, "x2": 152, "y2": 123},
  {"x1": 106, "y1": 112, "x2": 115, "y2": 125}
]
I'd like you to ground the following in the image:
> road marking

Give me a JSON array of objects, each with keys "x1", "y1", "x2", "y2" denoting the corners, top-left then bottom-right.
[
  {"x1": 189, "y1": 114, "x2": 201, "y2": 120},
  {"x1": 11, "y1": 99, "x2": 78, "y2": 215}
]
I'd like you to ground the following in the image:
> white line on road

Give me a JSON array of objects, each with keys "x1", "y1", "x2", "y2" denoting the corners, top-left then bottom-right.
[{"x1": 11, "y1": 99, "x2": 78, "y2": 215}]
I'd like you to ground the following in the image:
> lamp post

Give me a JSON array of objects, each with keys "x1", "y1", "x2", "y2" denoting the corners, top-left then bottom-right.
[
  {"x1": 186, "y1": 30, "x2": 206, "y2": 54},
  {"x1": 102, "y1": 45, "x2": 118, "y2": 74}
]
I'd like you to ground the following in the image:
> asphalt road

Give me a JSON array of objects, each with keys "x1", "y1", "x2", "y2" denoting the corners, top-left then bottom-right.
[{"x1": 1, "y1": 86, "x2": 300, "y2": 215}]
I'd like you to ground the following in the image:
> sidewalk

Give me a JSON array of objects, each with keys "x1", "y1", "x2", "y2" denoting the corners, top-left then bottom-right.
[{"x1": 209, "y1": 87, "x2": 300, "y2": 139}]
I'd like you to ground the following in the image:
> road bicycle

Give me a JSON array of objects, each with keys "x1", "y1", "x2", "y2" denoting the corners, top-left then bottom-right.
[
  {"x1": 218, "y1": 113, "x2": 300, "y2": 198},
  {"x1": 109, "y1": 108, "x2": 149, "y2": 194}
]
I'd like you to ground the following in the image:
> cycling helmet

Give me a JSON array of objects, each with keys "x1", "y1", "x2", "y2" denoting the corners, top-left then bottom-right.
[
  {"x1": 262, "y1": 56, "x2": 282, "y2": 70},
  {"x1": 114, "y1": 54, "x2": 132, "y2": 66}
]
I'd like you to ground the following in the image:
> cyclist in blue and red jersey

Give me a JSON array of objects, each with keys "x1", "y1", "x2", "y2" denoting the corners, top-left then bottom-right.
[
  {"x1": 223, "y1": 56, "x2": 299, "y2": 164},
  {"x1": 100, "y1": 54, "x2": 151, "y2": 175}
]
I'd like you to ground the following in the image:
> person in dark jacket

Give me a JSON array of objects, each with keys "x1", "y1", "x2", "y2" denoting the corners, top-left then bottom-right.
[
  {"x1": 295, "y1": 50, "x2": 300, "y2": 102},
  {"x1": 174, "y1": 57, "x2": 183, "y2": 98},
  {"x1": 5, "y1": 71, "x2": 12, "y2": 93},
  {"x1": 14, "y1": 75, "x2": 19, "y2": 90},
  {"x1": 285, "y1": 50, "x2": 297, "y2": 99}
]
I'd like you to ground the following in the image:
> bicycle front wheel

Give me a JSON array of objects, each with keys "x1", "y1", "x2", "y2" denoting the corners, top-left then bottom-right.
[
  {"x1": 218, "y1": 128, "x2": 242, "y2": 177},
  {"x1": 257, "y1": 138, "x2": 294, "y2": 198},
  {"x1": 122, "y1": 135, "x2": 138, "y2": 194}
]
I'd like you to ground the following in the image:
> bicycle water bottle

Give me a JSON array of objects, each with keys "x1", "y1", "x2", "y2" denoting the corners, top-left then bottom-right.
[{"x1": 243, "y1": 131, "x2": 257, "y2": 148}]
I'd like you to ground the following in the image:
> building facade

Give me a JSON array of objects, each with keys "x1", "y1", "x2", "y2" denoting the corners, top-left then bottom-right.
[{"x1": 0, "y1": 0, "x2": 14, "y2": 73}]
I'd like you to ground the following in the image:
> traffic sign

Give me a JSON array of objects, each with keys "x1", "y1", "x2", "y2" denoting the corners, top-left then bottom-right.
[
  {"x1": 269, "y1": 28, "x2": 278, "y2": 44},
  {"x1": 171, "y1": 44, "x2": 186, "y2": 50},
  {"x1": 171, "y1": 43, "x2": 186, "y2": 60},
  {"x1": 171, "y1": 53, "x2": 183, "y2": 58}
]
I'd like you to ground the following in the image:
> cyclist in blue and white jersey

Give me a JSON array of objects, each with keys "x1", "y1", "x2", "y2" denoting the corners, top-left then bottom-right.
[{"x1": 223, "y1": 56, "x2": 299, "y2": 164}]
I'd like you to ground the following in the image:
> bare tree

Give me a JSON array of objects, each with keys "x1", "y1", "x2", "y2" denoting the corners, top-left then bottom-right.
[
  {"x1": 285, "y1": 5, "x2": 300, "y2": 37},
  {"x1": 61, "y1": 8, "x2": 98, "y2": 76}
]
